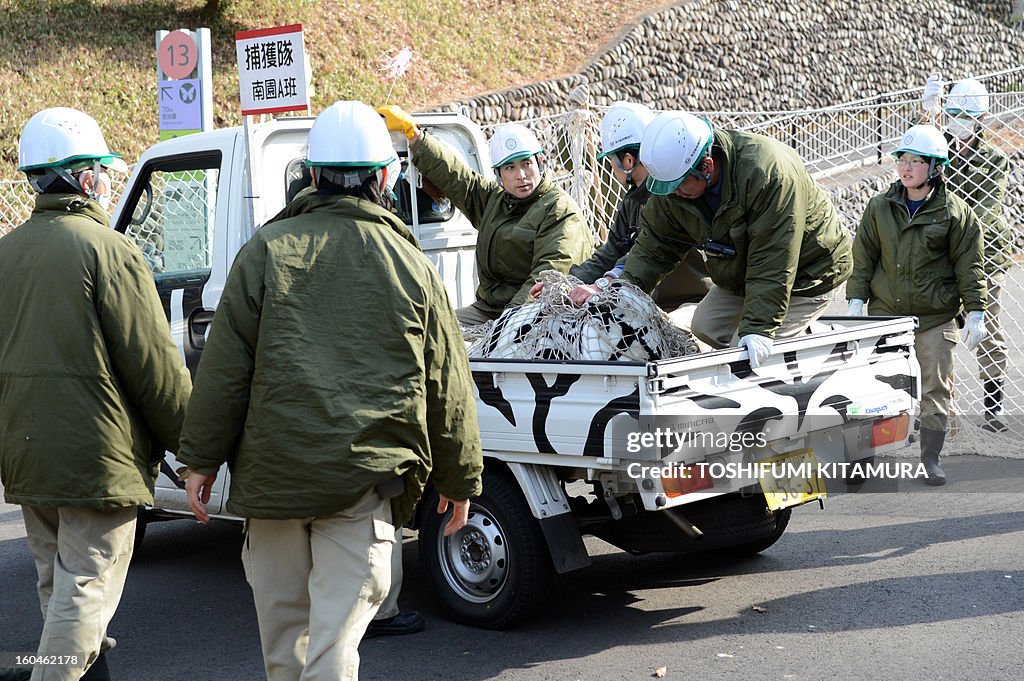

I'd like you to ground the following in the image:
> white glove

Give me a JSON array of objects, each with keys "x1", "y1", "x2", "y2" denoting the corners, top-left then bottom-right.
[
  {"x1": 963, "y1": 311, "x2": 986, "y2": 351},
  {"x1": 922, "y1": 73, "x2": 943, "y2": 115},
  {"x1": 738, "y1": 334, "x2": 773, "y2": 369},
  {"x1": 848, "y1": 299, "x2": 866, "y2": 316}
]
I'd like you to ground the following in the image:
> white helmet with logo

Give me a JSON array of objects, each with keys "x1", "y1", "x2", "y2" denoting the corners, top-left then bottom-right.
[
  {"x1": 598, "y1": 101, "x2": 656, "y2": 159},
  {"x1": 639, "y1": 112, "x2": 714, "y2": 195},
  {"x1": 18, "y1": 107, "x2": 128, "y2": 173},
  {"x1": 944, "y1": 79, "x2": 990, "y2": 117},
  {"x1": 489, "y1": 124, "x2": 544, "y2": 168},
  {"x1": 892, "y1": 124, "x2": 949, "y2": 164},
  {"x1": 306, "y1": 100, "x2": 397, "y2": 169}
]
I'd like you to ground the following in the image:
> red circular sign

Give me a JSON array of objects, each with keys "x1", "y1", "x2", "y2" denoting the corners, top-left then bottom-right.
[{"x1": 158, "y1": 30, "x2": 198, "y2": 80}]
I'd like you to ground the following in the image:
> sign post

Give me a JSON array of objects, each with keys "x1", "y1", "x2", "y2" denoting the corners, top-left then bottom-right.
[{"x1": 156, "y1": 28, "x2": 214, "y2": 141}]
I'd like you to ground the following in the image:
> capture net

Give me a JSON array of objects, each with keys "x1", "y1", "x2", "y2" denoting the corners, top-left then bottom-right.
[{"x1": 464, "y1": 270, "x2": 700, "y2": 361}]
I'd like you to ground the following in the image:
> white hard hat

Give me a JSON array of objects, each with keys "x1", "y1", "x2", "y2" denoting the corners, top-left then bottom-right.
[
  {"x1": 306, "y1": 100, "x2": 397, "y2": 169},
  {"x1": 18, "y1": 107, "x2": 128, "y2": 173},
  {"x1": 598, "y1": 101, "x2": 656, "y2": 159},
  {"x1": 639, "y1": 112, "x2": 714, "y2": 195},
  {"x1": 892, "y1": 124, "x2": 949, "y2": 164},
  {"x1": 944, "y1": 78, "x2": 990, "y2": 117},
  {"x1": 489, "y1": 124, "x2": 543, "y2": 168}
]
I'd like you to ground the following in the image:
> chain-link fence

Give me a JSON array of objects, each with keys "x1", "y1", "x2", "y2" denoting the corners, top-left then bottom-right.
[
  {"x1": 3, "y1": 68, "x2": 1023, "y2": 454},
  {"x1": 0, "y1": 173, "x2": 130, "y2": 237}
]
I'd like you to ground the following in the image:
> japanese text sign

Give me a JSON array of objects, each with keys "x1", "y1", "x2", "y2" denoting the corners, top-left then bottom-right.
[{"x1": 235, "y1": 24, "x2": 309, "y2": 115}]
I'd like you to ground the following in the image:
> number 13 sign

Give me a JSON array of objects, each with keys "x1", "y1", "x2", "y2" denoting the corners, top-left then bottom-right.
[{"x1": 158, "y1": 30, "x2": 198, "y2": 80}]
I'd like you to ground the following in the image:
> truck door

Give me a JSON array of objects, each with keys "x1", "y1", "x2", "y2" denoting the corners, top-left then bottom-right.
[{"x1": 114, "y1": 150, "x2": 229, "y2": 515}]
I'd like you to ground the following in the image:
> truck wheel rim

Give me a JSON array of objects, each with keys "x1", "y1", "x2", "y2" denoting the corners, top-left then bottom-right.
[{"x1": 437, "y1": 506, "x2": 509, "y2": 603}]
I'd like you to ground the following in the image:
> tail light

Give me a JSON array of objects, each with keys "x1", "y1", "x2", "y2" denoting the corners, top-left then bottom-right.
[
  {"x1": 871, "y1": 413, "x2": 910, "y2": 447},
  {"x1": 663, "y1": 465, "x2": 714, "y2": 497}
]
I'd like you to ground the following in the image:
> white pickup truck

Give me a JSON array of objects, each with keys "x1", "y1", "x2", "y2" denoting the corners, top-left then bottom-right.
[{"x1": 112, "y1": 113, "x2": 921, "y2": 629}]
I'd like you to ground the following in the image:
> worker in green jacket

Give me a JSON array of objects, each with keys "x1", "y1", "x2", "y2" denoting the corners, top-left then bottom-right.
[
  {"x1": 847, "y1": 124, "x2": 987, "y2": 486},
  {"x1": 569, "y1": 111, "x2": 852, "y2": 368},
  {"x1": 533, "y1": 101, "x2": 710, "y2": 309},
  {"x1": 943, "y1": 79, "x2": 1013, "y2": 433},
  {"x1": 178, "y1": 101, "x2": 483, "y2": 681},
  {"x1": 0, "y1": 107, "x2": 192, "y2": 680},
  {"x1": 378, "y1": 104, "x2": 594, "y2": 327}
]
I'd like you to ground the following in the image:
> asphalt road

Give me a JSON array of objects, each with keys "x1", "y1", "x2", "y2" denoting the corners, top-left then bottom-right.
[{"x1": 1, "y1": 456, "x2": 1022, "y2": 681}]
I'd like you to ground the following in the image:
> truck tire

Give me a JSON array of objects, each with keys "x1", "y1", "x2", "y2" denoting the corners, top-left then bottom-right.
[
  {"x1": 418, "y1": 468, "x2": 553, "y2": 630},
  {"x1": 715, "y1": 505, "x2": 791, "y2": 557},
  {"x1": 590, "y1": 493, "x2": 790, "y2": 556}
]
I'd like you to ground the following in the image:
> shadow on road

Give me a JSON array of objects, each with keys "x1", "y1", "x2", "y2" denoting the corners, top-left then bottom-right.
[
  {"x1": 359, "y1": 511, "x2": 1024, "y2": 681},
  {"x1": 1, "y1": 509, "x2": 1020, "y2": 681}
]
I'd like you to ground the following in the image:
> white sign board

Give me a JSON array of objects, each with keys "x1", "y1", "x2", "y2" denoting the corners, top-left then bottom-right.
[{"x1": 235, "y1": 24, "x2": 309, "y2": 116}]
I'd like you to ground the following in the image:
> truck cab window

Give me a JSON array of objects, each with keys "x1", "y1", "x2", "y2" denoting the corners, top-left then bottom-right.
[
  {"x1": 284, "y1": 160, "x2": 312, "y2": 204},
  {"x1": 119, "y1": 155, "x2": 221, "y2": 274},
  {"x1": 393, "y1": 154, "x2": 454, "y2": 225},
  {"x1": 282, "y1": 156, "x2": 454, "y2": 225}
]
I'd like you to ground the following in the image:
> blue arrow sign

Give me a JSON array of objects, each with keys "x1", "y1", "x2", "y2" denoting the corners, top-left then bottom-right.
[{"x1": 159, "y1": 78, "x2": 202, "y2": 131}]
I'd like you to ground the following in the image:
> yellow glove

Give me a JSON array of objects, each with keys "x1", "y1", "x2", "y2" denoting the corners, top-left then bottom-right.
[{"x1": 376, "y1": 105, "x2": 418, "y2": 140}]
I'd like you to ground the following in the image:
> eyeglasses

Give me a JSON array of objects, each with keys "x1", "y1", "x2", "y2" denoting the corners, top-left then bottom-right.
[{"x1": 894, "y1": 157, "x2": 929, "y2": 168}]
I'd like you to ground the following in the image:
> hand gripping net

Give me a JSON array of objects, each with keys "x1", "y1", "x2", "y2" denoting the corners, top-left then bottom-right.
[{"x1": 464, "y1": 270, "x2": 700, "y2": 361}]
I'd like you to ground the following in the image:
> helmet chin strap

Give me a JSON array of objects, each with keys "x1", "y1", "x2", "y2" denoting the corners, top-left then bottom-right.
[
  {"x1": 910, "y1": 159, "x2": 941, "y2": 191},
  {"x1": 611, "y1": 153, "x2": 636, "y2": 186},
  {"x1": 87, "y1": 160, "x2": 102, "y2": 200},
  {"x1": 699, "y1": 158, "x2": 713, "y2": 189},
  {"x1": 53, "y1": 165, "x2": 87, "y2": 194}
]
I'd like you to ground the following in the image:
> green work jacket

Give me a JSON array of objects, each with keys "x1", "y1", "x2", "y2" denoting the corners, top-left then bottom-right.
[
  {"x1": 623, "y1": 129, "x2": 852, "y2": 339},
  {"x1": 176, "y1": 193, "x2": 483, "y2": 524},
  {"x1": 0, "y1": 194, "x2": 191, "y2": 508},
  {"x1": 411, "y1": 132, "x2": 593, "y2": 311},
  {"x1": 848, "y1": 181, "x2": 986, "y2": 331}
]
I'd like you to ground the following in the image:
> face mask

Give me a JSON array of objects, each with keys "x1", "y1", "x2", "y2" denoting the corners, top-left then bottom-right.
[
  {"x1": 95, "y1": 171, "x2": 112, "y2": 210},
  {"x1": 946, "y1": 117, "x2": 977, "y2": 142},
  {"x1": 385, "y1": 158, "x2": 401, "y2": 193}
]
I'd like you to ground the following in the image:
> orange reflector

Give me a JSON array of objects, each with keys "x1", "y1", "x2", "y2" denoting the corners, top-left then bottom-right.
[
  {"x1": 663, "y1": 465, "x2": 713, "y2": 497},
  {"x1": 871, "y1": 413, "x2": 910, "y2": 447}
]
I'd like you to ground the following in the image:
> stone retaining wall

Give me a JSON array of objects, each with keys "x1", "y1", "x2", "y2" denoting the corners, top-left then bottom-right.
[{"x1": 438, "y1": 0, "x2": 1024, "y2": 122}]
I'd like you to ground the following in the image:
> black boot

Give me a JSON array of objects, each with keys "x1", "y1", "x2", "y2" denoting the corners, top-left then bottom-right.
[
  {"x1": 982, "y1": 380, "x2": 1008, "y2": 433},
  {"x1": 80, "y1": 654, "x2": 110, "y2": 681},
  {"x1": 920, "y1": 428, "x2": 946, "y2": 486}
]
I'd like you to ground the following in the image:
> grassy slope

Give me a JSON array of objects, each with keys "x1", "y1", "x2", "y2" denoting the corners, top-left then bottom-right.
[{"x1": 0, "y1": 0, "x2": 668, "y2": 180}]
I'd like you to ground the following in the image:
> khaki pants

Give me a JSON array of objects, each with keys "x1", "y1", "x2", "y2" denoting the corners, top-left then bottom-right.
[
  {"x1": 455, "y1": 302, "x2": 501, "y2": 327},
  {"x1": 687, "y1": 284, "x2": 834, "y2": 349},
  {"x1": 21, "y1": 505, "x2": 136, "y2": 681},
  {"x1": 242, "y1": 490, "x2": 396, "y2": 681},
  {"x1": 916, "y1": 319, "x2": 959, "y2": 433},
  {"x1": 373, "y1": 530, "x2": 404, "y2": 621},
  {"x1": 978, "y1": 272, "x2": 1007, "y2": 383}
]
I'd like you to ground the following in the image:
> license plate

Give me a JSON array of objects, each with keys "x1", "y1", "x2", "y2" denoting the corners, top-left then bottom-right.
[{"x1": 757, "y1": 448, "x2": 827, "y2": 511}]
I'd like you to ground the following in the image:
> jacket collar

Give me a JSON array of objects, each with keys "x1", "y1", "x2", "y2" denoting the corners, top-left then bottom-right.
[
  {"x1": 284, "y1": 191, "x2": 419, "y2": 248},
  {"x1": 625, "y1": 181, "x2": 651, "y2": 203},
  {"x1": 501, "y1": 177, "x2": 553, "y2": 211},
  {"x1": 883, "y1": 181, "x2": 950, "y2": 220},
  {"x1": 33, "y1": 193, "x2": 110, "y2": 227},
  {"x1": 709, "y1": 130, "x2": 737, "y2": 214}
]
